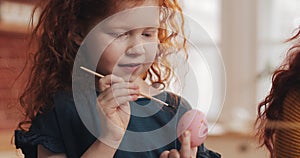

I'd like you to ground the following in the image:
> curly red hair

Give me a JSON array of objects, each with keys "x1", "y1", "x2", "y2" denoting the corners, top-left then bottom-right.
[
  {"x1": 255, "y1": 28, "x2": 300, "y2": 158},
  {"x1": 18, "y1": 0, "x2": 187, "y2": 130}
]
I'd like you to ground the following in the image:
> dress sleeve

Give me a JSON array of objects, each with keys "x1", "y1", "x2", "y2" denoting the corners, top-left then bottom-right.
[
  {"x1": 274, "y1": 89, "x2": 300, "y2": 158},
  {"x1": 15, "y1": 109, "x2": 65, "y2": 158},
  {"x1": 15, "y1": 91, "x2": 96, "y2": 158}
]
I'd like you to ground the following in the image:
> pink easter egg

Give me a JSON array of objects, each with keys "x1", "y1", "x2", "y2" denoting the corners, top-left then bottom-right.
[{"x1": 177, "y1": 109, "x2": 208, "y2": 147}]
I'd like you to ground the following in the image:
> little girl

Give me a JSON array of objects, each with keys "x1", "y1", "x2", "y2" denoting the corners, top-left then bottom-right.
[{"x1": 15, "y1": 0, "x2": 221, "y2": 157}]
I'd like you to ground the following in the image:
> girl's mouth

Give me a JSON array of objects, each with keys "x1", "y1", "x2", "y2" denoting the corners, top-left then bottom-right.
[{"x1": 118, "y1": 63, "x2": 141, "y2": 72}]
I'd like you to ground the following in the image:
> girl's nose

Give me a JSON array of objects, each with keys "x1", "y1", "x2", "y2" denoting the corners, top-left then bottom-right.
[{"x1": 125, "y1": 38, "x2": 145, "y2": 56}]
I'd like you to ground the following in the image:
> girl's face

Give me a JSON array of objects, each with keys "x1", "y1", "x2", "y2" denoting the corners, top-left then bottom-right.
[
  {"x1": 98, "y1": 27, "x2": 159, "y2": 81},
  {"x1": 85, "y1": 0, "x2": 159, "y2": 81}
]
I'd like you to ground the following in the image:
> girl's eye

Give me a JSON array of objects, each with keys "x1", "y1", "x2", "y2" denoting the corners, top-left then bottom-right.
[
  {"x1": 142, "y1": 32, "x2": 152, "y2": 37},
  {"x1": 142, "y1": 30, "x2": 158, "y2": 38},
  {"x1": 109, "y1": 32, "x2": 128, "y2": 38}
]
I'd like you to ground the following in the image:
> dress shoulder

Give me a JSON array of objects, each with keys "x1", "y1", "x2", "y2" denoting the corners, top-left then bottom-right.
[
  {"x1": 15, "y1": 109, "x2": 65, "y2": 157},
  {"x1": 15, "y1": 91, "x2": 95, "y2": 158}
]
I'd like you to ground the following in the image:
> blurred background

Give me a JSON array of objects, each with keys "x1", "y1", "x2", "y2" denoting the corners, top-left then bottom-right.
[{"x1": 0, "y1": 0, "x2": 300, "y2": 157}]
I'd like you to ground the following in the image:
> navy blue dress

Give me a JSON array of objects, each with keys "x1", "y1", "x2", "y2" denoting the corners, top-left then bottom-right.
[{"x1": 15, "y1": 91, "x2": 221, "y2": 158}]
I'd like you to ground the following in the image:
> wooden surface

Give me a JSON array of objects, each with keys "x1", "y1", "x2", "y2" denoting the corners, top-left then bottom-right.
[
  {"x1": 205, "y1": 132, "x2": 269, "y2": 158},
  {"x1": 0, "y1": 130, "x2": 23, "y2": 158}
]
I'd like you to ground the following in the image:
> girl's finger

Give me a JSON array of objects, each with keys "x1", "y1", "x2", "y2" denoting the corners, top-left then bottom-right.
[
  {"x1": 168, "y1": 149, "x2": 180, "y2": 158},
  {"x1": 109, "y1": 82, "x2": 139, "y2": 92},
  {"x1": 99, "y1": 74, "x2": 124, "y2": 91},
  {"x1": 159, "y1": 151, "x2": 170, "y2": 158},
  {"x1": 98, "y1": 95, "x2": 138, "y2": 112},
  {"x1": 100, "y1": 88, "x2": 139, "y2": 101},
  {"x1": 191, "y1": 146, "x2": 198, "y2": 157},
  {"x1": 118, "y1": 102, "x2": 131, "y2": 115},
  {"x1": 99, "y1": 79, "x2": 138, "y2": 94},
  {"x1": 97, "y1": 85, "x2": 139, "y2": 104},
  {"x1": 180, "y1": 130, "x2": 191, "y2": 158},
  {"x1": 110, "y1": 95, "x2": 138, "y2": 107}
]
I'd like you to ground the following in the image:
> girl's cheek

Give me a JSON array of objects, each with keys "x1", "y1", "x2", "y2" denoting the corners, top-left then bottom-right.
[{"x1": 145, "y1": 43, "x2": 159, "y2": 57}]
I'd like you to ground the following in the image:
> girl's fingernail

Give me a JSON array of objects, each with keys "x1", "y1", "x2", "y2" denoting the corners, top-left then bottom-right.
[
  {"x1": 132, "y1": 95, "x2": 138, "y2": 100},
  {"x1": 184, "y1": 131, "x2": 190, "y2": 137}
]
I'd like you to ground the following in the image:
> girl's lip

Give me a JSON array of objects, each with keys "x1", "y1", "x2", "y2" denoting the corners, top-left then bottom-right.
[
  {"x1": 118, "y1": 63, "x2": 141, "y2": 67},
  {"x1": 118, "y1": 63, "x2": 141, "y2": 72}
]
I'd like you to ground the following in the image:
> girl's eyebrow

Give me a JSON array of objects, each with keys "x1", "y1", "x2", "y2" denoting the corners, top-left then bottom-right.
[
  {"x1": 102, "y1": 27, "x2": 158, "y2": 34},
  {"x1": 144, "y1": 27, "x2": 158, "y2": 30},
  {"x1": 113, "y1": 27, "x2": 158, "y2": 32},
  {"x1": 103, "y1": 21, "x2": 159, "y2": 31},
  {"x1": 103, "y1": 22, "x2": 132, "y2": 30}
]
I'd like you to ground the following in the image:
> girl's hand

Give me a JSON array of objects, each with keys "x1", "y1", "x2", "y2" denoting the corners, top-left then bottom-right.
[
  {"x1": 96, "y1": 74, "x2": 139, "y2": 147},
  {"x1": 159, "y1": 131, "x2": 198, "y2": 158}
]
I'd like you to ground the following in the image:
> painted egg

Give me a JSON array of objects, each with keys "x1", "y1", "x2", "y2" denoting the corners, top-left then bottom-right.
[{"x1": 177, "y1": 109, "x2": 208, "y2": 147}]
